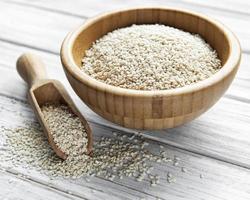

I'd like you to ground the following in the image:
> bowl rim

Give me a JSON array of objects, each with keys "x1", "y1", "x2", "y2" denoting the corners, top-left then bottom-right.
[{"x1": 61, "y1": 6, "x2": 241, "y2": 97}]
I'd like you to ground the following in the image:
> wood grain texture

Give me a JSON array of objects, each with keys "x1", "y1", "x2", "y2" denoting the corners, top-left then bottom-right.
[
  {"x1": 182, "y1": 0, "x2": 250, "y2": 15},
  {"x1": 6, "y1": 0, "x2": 250, "y2": 17},
  {"x1": 3, "y1": 0, "x2": 250, "y2": 52},
  {"x1": 61, "y1": 7, "x2": 241, "y2": 129},
  {"x1": 16, "y1": 53, "x2": 47, "y2": 86},
  {"x1": 0, "y1": 170, "x2": 81, "y2": 200},
  {"x1": 0, "y1": 1, "x2": 81, "y2": 54},
  {"x1": 1, "y1": 96, "x2": 250, "y2": 200}
]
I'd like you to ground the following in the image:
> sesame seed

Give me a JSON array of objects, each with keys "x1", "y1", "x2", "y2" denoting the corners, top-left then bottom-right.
[
  {"x1": 41, "y1": 104, "x2": 88, "y2": 159},
  {"x1": 167, "y1": 172, "x2": 173, "y2": 178},
  {"x1": 0, "y1": 102, "x2": 206, "y2": 187},
  {"x1": 0, "y1": 119, "x2": 174, "y2": 184},
  {"x1": 81, "y1": 24, "x2": 221, "y2": 91},
  {"x1": 181, "y1": 167, "x2": 188, "y2": 173}
]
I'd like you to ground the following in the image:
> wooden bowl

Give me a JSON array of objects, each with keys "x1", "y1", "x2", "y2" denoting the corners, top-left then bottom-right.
[{"x1": 61, "y1": 7, "x2": 241, "y2": 130}]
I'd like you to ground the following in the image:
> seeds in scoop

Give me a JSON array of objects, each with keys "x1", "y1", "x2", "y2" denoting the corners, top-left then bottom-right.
[
  {"x1": 81, "y1": 24, "x2": 221, "y2": 90},
  {"x1": 41, "y1": 104, "x2": 88, "y2": 157}
]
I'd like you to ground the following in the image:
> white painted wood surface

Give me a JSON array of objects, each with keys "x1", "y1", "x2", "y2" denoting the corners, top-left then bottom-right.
[
  {"x1": 0, "y1": 170, "x2": 81, "y2": 200},
  {"x1": 0, "y1": 0, "x2": 250, "y2": 199},
  {"x1": 1, "y1": 95, "x2": 250, "y2": 200}
]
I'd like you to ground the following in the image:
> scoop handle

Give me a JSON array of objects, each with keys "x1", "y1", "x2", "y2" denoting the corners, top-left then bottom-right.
[{"x1": 16, "y1": 53, "x2": 48, "y2": 87}]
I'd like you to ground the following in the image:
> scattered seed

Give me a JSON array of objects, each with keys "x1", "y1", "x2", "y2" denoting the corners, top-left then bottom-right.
[
  {"x1": 181, "y1": 167, "x2": 187, "y2": 173},
  {"x1": 86, "y1": 178, "x2": 90, "y2": 182},
  {"x1": 0, "y1": 122, "x2": 174, "y2": 183},
  {"x1": 167, "y1": 177, "x2": 176, "y2": 183},
  {"x1": 8, "y1": 179, "x2": 14, "y2": 184},
  {"x1": 67, "y1": 191, "x2": 72, "y2": 195},
  {"x1": 150, "y1": 182, "x2": 156, "y2": 187},
  {"x1": 0, "y1": 104, "x2": 205, "y2": 187},
  {"x1": 142, "y1": 142, "x2": 149, "y2": 146},
  {"x1": 128, "y1": 135, "x2": 135, "y2": 140},
  {"x1": 174, "y1": 156, "x2": 180, "y2": 161},
  {"x1": 136, "y1": 177, "x2": 143, "y2": 182},
  {"x1": 167, "y1": 172, "x2": 173, "y2": 178}
]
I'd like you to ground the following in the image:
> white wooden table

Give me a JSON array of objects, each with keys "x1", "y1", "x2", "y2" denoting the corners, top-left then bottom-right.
[{"x1": 0, "y1": 0, "x2": 250, "y2": 199}]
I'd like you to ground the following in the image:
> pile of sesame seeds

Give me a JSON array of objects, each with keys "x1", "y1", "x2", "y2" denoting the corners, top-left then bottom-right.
[
  {"x1": 41, "y1": 104, "x2": 88, "y2": 157},
  {"x1": 81, "y1": 24, "x2": 222, "y2": 90}
]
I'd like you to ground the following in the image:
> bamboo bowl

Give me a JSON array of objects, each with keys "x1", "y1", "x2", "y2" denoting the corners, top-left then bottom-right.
[{"x1": 61, "y1": 7, "x2": 241, "y2": 130}]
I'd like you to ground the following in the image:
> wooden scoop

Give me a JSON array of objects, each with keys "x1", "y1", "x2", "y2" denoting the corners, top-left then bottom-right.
[{"x1": 16, "y1": 53, "x2": 93, "y2": 160}]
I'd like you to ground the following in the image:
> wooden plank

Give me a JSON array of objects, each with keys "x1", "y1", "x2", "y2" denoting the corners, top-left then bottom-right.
[
  {"x1": 0, "y1": 169, "x2": 82, "y2": 200},
  {"x1": 0, "y1": 1, "x2": 83, "y2": 54},
  {"x1": 0, "y1": 40, "x2": 250, "y2": 169},
  {"x1": 1, "y1": 167, "x2": 147, "y2": 200},
  {"x1": 1, "y1": 95, "x2": 250, "y2": 200},
  {"x1": 5, "y1": 0, "x2": 250, "y2": 17},
  {"x1": 2, "y1": 0, "x2": 250, "y2": 52},
  {"x1": 183, "y1": 0, "x2": 250, "y2": 15}
]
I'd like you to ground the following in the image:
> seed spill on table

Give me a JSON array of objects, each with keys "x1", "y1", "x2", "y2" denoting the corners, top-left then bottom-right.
[
  {"x1": 81, "y1": 24, "x2": 221, "y2": 90},
  {"x1": 0, "y1": 123, "x2": 188, "y2": 186},
  {"x1": 0, "y1": 102, "x2": 203, "y2": 187}
]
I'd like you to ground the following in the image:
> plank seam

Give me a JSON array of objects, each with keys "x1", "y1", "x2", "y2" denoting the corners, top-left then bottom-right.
[
  {"x1": 0, "y1": 167, "x2": 87, "y2": 200},
  {"x1": 0, "y1": 165, "x2": 159, "y2": 199},
  {"x1": 224, "y1": 94, "x2": 250, "y2": 104},
  {"x1": 0, "y1": 37, "x2": 59, "y2": 56},
  {"x1": 4, "y1": 0, "x2": 250, "y2": 18}
]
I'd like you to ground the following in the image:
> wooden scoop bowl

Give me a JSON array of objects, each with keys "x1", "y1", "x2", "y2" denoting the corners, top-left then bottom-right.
[{"x1": 16, "y1": 53, "x2": 93, "y2": 160}]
